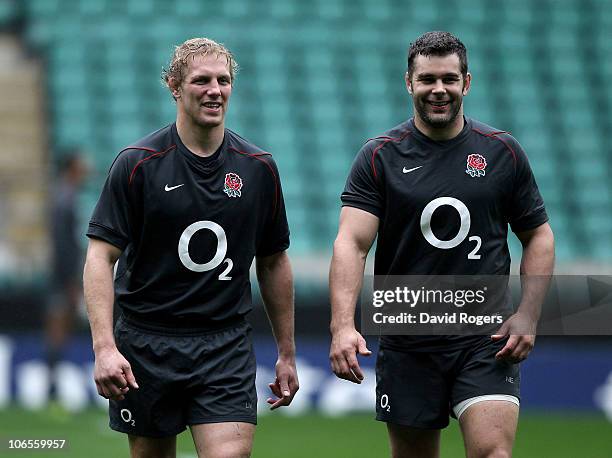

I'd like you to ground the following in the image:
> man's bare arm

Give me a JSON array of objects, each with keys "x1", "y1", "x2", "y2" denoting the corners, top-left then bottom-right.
[
  {"x1": 329, "y1": 207, "x2": 379, "y2": 383},
  {"x1": 516, "y1": 222, "x2": 555, "y2": 318},
  {"x1": 493, "y1": 222, "x2": 555, "y2": 362},
  {"x1": 84, "y1": 239, "x2": 121, "y2": 351},
  {"x1": 256, "y1": 250, "x2": 298, "y2": 409},
  {"x1": 83, "y1": 238, "x2": 138, "y2": 399}
]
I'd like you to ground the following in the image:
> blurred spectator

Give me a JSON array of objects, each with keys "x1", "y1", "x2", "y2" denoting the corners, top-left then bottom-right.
[{"x1": 45, "y1": 151, "x2": 88, "y2": 400}]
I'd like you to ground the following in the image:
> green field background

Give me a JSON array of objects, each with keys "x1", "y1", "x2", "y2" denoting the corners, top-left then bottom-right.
[{"x1": 1, "y1": 408, "x2": 611, "y2": 457}]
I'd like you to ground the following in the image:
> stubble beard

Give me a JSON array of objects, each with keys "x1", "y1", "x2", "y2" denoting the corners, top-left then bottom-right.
[
  {"x1": 193, "y1": 106, "x2": 224, "y2": 129},
  {"x1": 414, "y1": 96, "x2": 462, "y2": 129}
]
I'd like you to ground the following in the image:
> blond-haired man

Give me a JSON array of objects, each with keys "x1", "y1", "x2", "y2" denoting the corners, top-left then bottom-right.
[{"x1": 84, "y1": 38, "x2": 298, "y2": 458}]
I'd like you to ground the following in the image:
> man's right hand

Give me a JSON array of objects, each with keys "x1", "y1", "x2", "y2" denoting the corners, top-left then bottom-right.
[
  {"x1": 93, "y1": 346, "x2": 139, "y2": 400},
  {"x1": 329, "y1": 327, "x2": 372, "y2": 384}
]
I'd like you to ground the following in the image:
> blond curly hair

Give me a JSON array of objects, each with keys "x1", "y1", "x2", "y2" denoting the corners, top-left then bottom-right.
[{"x1": 161, "y1": 38, "x2": 238, "y2": 96}]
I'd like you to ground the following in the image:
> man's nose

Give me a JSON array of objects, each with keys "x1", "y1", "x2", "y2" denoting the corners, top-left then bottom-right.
[
  {"x1": 431, "y1": 80, "x2": 446, "y2": 94},
  {"x1": 207, "y1": 81, "x2": 221, "y2": 97}
]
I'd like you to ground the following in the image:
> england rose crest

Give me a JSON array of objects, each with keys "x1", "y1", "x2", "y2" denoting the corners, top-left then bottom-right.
[
  {"x1": 223, "y1": 172, "x2": 243, "y2": 197},
  {"x1": 465, "y1": 154, "x2": 487, "y2": 177}
]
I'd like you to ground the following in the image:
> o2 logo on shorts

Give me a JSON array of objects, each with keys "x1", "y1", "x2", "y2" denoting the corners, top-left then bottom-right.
[
  {"x1": 420, "y1": 197, "x2": 482, "y2": 260},
  {"x1": 178, "y1": 220, "x2": 233, "y2": 280},
  {"x1": 121, "y1": 409, "x2": 136, "y2": 426},
  {"x1": 380, "y1": 394, "x2": 391, "y2": 413}
]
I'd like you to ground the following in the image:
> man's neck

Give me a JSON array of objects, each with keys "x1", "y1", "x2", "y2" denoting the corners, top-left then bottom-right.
[
  {"x1": 176, "y1": 116, "x2": 225, "y2": 157},
  {"x1": 413, "y1": 111, "x2": 465, "y2": 141}
]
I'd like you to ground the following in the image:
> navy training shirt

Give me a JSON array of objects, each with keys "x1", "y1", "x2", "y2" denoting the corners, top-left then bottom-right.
[
  {"x1": 87, "y1": 123, "x2": 290, "y2": 330},
  {"x1": 342, "y1": 117, "x2": 548, "y2": 350}
]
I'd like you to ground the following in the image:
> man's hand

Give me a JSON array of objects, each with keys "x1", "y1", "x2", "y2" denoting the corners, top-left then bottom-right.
[
  {"x1": 491, "y1": 312, "x2": 537, "y2": 363},
  {"x1": 93, "y1": 346, "x2": 139, "y2": 401},
  {"x1": 267, "y1": 357, "x2": 299, "y2": 410},
  {"x1": 329, "y1": 327, "x2": 371, "y2": 383}
]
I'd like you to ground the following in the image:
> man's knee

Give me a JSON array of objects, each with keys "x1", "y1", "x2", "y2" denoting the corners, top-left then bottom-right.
[
  {"x1": 490, "y1": 451, "x2": 511, "y2": 458},
  {"x1": 468, "y1": 445, "x2": 511, "y2": 458},
  {"x1": 200, "y1": 442, "x2": 252, "y2": 458},
  {"x1": 191, "y1": 423, "x2": 255, "y2": 458}
]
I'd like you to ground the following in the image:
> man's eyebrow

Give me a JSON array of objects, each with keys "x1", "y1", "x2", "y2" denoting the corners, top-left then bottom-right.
[
  {"x1": 416, "y1": 72, "x2": 461, "y2": 79},
  {"x1": 189, "y1": 72, "x2": 231, "y2": 81}
]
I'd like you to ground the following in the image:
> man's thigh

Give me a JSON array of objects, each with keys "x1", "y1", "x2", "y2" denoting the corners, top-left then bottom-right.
[
  {"x1": 386, "y1": 423, "x2": 441, "y2": 458},
  {"x1": 185, "y1": 321, "x2": 257, "y2": 425},
  {"x1": 128, "y1": 435, "x2": 177, "y2": 458},
  {"x1": 453, "y1": 338, "x2": 521, "y2": 457},
  {"x1": 110, "y1": 317, "x2": 187, "y2": 437},
  {"x1": 376, "y1": 347, "x2": 454, "y2": 429},
  {"x1": 459, "y1": 400, "x2": 519, "y2": 458},
  {"x1": 111, "y1": 318, "x2": 257, "y2": 437},
  {"x1": 451, "y1": 337, "x2": 521, "y2": 416},
  {"x1": 190, "y1": 422, "x2": 255, "y2": 458}
]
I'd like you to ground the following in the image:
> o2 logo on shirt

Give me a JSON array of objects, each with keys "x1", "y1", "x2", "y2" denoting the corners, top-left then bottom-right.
[
  {"x1": 178, "y1": 221, "x2": 233, "y2": 279},
  {"x1": 420, "y1": 197, "x2": 482, "y2": 260}
]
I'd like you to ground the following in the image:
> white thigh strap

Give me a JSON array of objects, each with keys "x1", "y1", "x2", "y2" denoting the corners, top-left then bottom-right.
[{"x1": 453, "y1": 394, "x2": 520, "y2": 420}]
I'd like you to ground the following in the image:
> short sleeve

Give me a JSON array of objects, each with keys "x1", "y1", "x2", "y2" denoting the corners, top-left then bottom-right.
[
  {"x1": 86, "y1": 153, "x2": 135, "y2": 250},
  {"x1": 506, "y1": 137, "x2": 549, "y2": 233},
  {"x1": 341, "y1": 142, "x2": 383, "y2": 217},
  {"x1": 256, "y1": 158, "x2": 290, "y2": 257}
]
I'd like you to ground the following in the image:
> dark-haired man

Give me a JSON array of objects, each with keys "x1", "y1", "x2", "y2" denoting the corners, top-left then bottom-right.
[
  {"x1": 46, "y1": 152, "x2": 88, "y2": 401},
  {"x1": 84, "y1": 38, "x2": 298, "y2": 458},
  {"x1": 329, "y1": 31, "x2": 554, "y2": 457}
]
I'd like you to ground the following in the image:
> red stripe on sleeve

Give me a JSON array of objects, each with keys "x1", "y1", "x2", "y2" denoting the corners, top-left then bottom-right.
[
  {"x1": 471, "y1": 129, "x2": 517, "y2": 164},
  {"x1": 370, "y1": 130, "x2": 411, "y2": 181},
  {"x1": 126, "y1": 145, "x2": 177, "y2": 185}
]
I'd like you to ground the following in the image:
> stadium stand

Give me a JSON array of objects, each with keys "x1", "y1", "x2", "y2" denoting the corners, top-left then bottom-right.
[
  {"x1": 2, "y1": 0, "x2": 611, "y2": 264},
  {"x1": 0, "y1": 29, "x2": 47, "y2": 278}
]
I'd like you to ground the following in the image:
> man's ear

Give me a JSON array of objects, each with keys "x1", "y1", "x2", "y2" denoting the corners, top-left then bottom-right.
[
  {"x1": 169, "y1": 77, "x2": 181, "y2": 99},
  {"x1": 405, "y1": 72, "x2": 413, "y2": 95},
  {"x1": 462, "y1": 72, "x2": 472, "y2": 96}
]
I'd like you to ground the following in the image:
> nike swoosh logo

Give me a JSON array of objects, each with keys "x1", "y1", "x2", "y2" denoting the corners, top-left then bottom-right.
[
  {"x1": 403, "y1": 166, "x2": 423, "y2": 174},
  {"x1": 164, "y1": 184, "x2": 185, "y2": 191}
]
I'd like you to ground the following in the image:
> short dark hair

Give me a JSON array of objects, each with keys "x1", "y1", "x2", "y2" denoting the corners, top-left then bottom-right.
[
  {"x1": 57, "y1": 149, "x2": 83, "y2": 175},
  {"x1": 407, "y1": 31, "x2": 468, "y2": 79}
]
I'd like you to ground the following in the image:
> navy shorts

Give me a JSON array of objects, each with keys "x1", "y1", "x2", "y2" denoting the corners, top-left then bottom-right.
[
  {"x1": 375, "y1": 336, "x2": 520, "y2": 429},
  {"x1": 109, "y1": 316, "x2": 257, "y2": 437}
]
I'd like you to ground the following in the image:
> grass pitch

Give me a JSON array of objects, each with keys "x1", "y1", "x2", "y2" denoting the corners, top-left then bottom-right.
[{"x1": 0, "y1": 407, "x2": 610, "y2": 457}]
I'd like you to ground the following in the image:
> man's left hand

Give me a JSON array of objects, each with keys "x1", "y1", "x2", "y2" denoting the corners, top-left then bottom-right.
[
  {"x1": 491, "y1": 312, "x2": 537, "y2": 363},
  {"x1": 267, "y1": 357, "x2": 299, "y2": 410}
]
